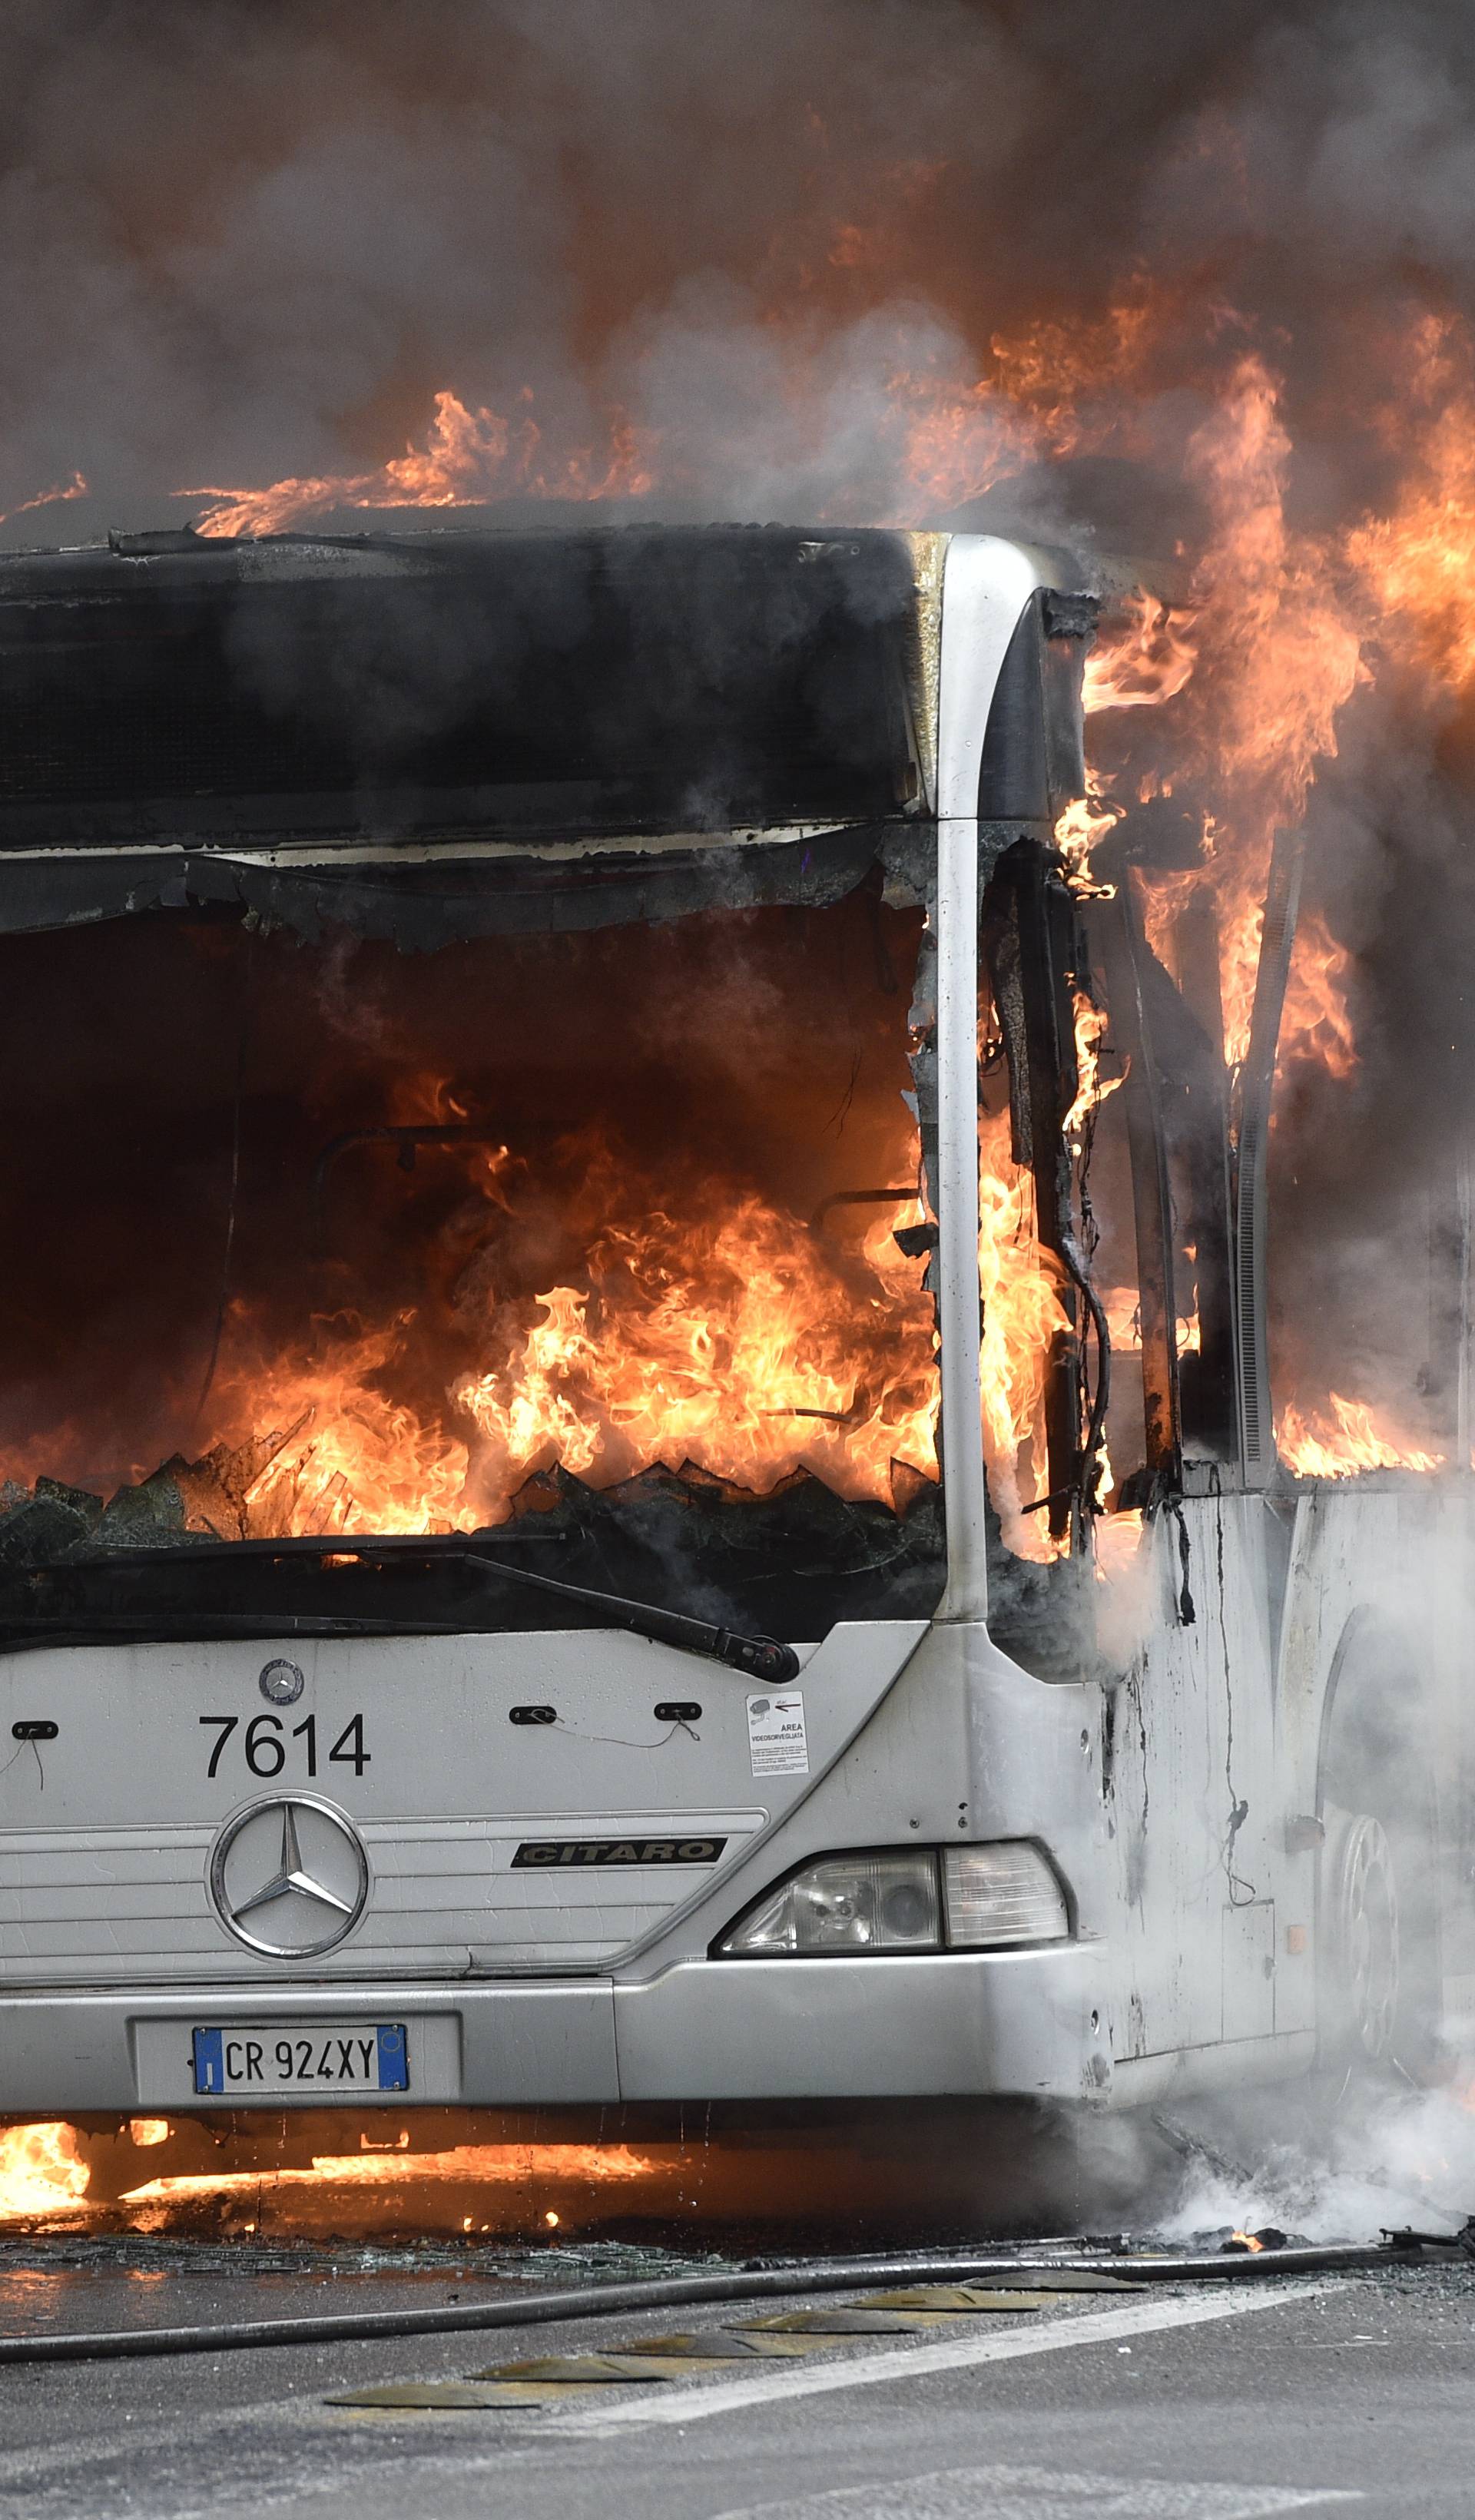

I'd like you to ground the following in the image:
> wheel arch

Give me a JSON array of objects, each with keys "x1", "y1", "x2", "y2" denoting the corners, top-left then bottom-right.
[
  {"x1": 1313, "y1": 1603, "x2": 1434, "y2": 1822},
  {"x1": 1312, "y1": 1601, "x2": 1442, "y2": 2073}
]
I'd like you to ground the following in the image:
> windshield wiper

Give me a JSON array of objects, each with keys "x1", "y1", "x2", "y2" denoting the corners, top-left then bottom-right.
[{"x1": 13, "y1": 1534, "x2": 802, "y2": 1683}]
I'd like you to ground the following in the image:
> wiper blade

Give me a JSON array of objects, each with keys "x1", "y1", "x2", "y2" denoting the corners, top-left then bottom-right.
[
  {"x1": 19, "y1": 1534, "x2": 802, "y2": 1683},
  {"x1": 18, "y1": 1531, "x2": 564, "y2": 1563}
]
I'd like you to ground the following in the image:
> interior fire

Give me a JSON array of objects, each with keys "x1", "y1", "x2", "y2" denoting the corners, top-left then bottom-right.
[
  {"x1": 0, "y1": 877, "x2": 1109, "y2": 1623},
  {"x1": 0, "y1": 895, "x2": 936, "y2": 1558}
]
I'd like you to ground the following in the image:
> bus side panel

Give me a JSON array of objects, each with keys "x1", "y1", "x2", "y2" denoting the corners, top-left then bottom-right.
[{"x1": 1104, "y1": 1480, "x2": 1468, "y2": 2102}]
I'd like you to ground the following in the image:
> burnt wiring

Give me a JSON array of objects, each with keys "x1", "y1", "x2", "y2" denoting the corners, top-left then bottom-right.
[
  {"x1": 309, "y1": 1120, "x2": 509, "y2": 1255},
  {"x1": 822, "y1": 1046, "x2": 863, "y2": 1138},
  {"x1": 1060, "y1": 1221, "x2": 1112, "y2": 1520},
  {"x1": 551, "y1": 1720, "x2": 692, "y2": 1749},
  {"x1": 1215, "y1": 1477, "x2": 1257, "y2": 1905},
  {"x1": 1126, "y1": 1473, "x2": 1198, "y2": 1623},
  {"x1": 747, "y1": 1526, "x2": 921, "y2": 1583},
  {"x1": 0, "y1": 1735, "x2": 44, "y2": 1790},
  {"x1": 1060, "y1": 936, "x2": 1113, "y2": 1530},
  {"x1": 1168, "y1": 1494, "x2": 1197, "y2": 1626}
]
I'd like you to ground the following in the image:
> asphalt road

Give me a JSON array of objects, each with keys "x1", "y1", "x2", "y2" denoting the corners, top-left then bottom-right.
[{"x1": 0, "y1": 2261, "x2": 1471, "y2": 2520}]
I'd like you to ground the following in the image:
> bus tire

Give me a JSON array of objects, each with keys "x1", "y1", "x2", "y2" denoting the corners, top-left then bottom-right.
[
  {"x1": 1316, "y1": 1633, "x2": 1440, "y2": 2082},
  {"x1": 1320, "y1": 1799, "x2": 1399, "y2": 2064}
]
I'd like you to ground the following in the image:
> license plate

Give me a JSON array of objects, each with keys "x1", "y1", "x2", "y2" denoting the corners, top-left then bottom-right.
[{"x1": 191, "y1": 2022, "x2": 409, "y2": 2097}]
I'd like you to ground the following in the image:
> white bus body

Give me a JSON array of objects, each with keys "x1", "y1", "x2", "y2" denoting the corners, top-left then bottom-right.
[{"x1": 0, "y1": 522, "x2": 1456, "y2": 2127}]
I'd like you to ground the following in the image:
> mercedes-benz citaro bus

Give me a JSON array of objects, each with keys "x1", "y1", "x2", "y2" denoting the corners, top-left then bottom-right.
[{"x1": 0, "y1": 520, "x2": 1460, "y2": 2180}]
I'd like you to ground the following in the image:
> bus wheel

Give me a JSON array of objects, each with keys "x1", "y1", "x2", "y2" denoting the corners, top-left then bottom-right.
[{"x1": 1321, "y1": 1801, "x2": 1399, "y2": 2064}]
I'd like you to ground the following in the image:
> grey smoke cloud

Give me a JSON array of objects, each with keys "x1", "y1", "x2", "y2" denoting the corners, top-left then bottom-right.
[
  {"x1": 5, "y1": 0, "x2": 1470, "y2": 527},
  {"x1": 2, "y1": 0, "x2": 1474, "y2": 1442}
]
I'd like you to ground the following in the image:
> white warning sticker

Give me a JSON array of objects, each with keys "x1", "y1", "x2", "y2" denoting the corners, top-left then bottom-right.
[{"x1": 746, "y1": 1689, "x2": 809, "y2": 1776}]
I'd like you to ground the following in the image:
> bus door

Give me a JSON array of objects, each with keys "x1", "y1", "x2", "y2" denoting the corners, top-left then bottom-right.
[{"x1": 1081, "y1": 820, "x2": 1288, "y2": 2063}]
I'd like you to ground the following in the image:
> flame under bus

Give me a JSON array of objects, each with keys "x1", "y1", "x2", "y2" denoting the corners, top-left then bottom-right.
[{"x1": 0, "y1": 520, "x2": 1462, "y2": 2153}]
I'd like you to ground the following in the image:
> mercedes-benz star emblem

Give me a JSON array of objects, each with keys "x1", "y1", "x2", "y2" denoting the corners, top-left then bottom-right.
[
  {"x1": 209, "y1": 1796, "x2": 370, "y2": 1958},
  {"x1": 258, "y1": 1658, "x2": 304, "y2": 1706}
]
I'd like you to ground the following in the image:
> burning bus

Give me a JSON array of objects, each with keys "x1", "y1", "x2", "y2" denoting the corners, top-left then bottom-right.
[{"x1": 0, "y1": 517, "x2": 1457, "y2": 2144}]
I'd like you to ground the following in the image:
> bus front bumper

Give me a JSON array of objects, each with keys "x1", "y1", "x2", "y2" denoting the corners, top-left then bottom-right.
[{"x1": 0, "y1": 1947, "x2": 1108, "y2": 2114}]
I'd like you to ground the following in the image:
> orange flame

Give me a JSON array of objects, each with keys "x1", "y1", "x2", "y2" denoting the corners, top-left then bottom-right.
[
  {"x1": 1277, "y1": 1392, "x2": 1444, "y2": 1479},
  {"x1": 1082, "y1": 589, "x2": 1197, "y2": 716},
  {"x1": 887, "y1": 290, "x2": 1167, "y2": 518},
  {"x1": 183, "y1": 393, "x2": 655, "y2": 539},
  {"x1": 1345, "y1": 315, "x2": 1475, "y2": 691},
  {"x1": 0, "y1": 470, "x2": 88, "y2": 531},
  {"x1": 985, "y1": 288, "x2": 1165, "y2": 452},
  {"x1": 977, "y1": 1102, "x2": 1072, "y2": 1560},
  {"x1": 1059, "y1": 355, "x2": 1364, "y2": 1079},
  {"x1": 184, "y1": 1124, "x2": 1063, "y2": 1564},
  {"x1": 1054, "y1": 779, "x2": 1126, "y2": 886},
  {"x1": 1062, "y1": 989, "x2": 1123, "y2": 1152},
  {"x1": 886, "y1": 370, "x2": 1035, "y2": 513},
  {"x1": 121, "y1": 1132, "x2": 940, "y2": 1540},
  {"x1": 121, "y1": 2141, "x2": 659, "y2": 2207},
  {"x1": 1096, "y1": 1282, "x2": 1199, "y2": 1360},
  {"x1": 0, "y1": 2121, "x2": 91, "y2": 2216},
  {"x1": 231, "y1": 1317, "x2": 476, "y2": 1540},
  {"x1": 1179, "y1": 360, "x2": 1364, "y2": 1069},
  {"x1": 454, "y1": 1193, "x2": 938, "y2": 1514}
]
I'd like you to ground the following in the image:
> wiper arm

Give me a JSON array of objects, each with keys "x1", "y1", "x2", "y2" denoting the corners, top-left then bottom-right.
[
  {"x1": 19, "y1": 1534, "x2": 802, "y2": 1683},
  {"x1": 352, "y1": 1539, "x2": 800, "y2": 1680}
]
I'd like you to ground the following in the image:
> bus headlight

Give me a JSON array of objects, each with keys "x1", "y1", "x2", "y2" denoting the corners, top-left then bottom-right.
[
  {"x1": 943, "y1": 1843, "x2": 1070, "y2": 1947},
  {"x1": 717, "y1": 1851, "x2": 941, "y2": 1956},
  {"x1": 715, "y1": 1842, "x2": 1072, "y2": 1957}
]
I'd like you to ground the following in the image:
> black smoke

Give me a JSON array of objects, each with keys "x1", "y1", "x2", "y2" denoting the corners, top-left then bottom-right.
[{"x1": 4, "y1": 0, "x2": 1475, "y2": 1437}]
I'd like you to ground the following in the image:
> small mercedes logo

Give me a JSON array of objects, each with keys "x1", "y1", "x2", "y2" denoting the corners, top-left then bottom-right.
[
  {"x1": 259, "y1": 1658, "x2": 304, "y2": 1706},
  {"x1": 209, "y1": 1795, "x2": 370, "y2": 1958}
]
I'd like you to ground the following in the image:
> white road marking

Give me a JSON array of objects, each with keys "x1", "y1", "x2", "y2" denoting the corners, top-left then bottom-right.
[
  {"x1": 552, "y1": 2280, "x2": 1337, "y2": 2433},
  {"x1": 708, "y1": 2465, "x2": 1361, "y2": 2519}
]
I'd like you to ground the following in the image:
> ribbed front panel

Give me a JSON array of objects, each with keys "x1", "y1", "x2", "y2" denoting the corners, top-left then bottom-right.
[{"x1": 0, "y1": 1812, "x2": 763, "y2": 1984}]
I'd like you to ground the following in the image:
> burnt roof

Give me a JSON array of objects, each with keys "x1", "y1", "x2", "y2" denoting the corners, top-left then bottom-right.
[{"x1": 0, "y1": 522, "x2": 927, "y2": 850}]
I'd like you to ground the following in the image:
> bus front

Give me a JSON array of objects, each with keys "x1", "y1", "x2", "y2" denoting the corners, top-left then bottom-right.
[{"x1": 0, "y1": 521, "x2": 1108, "y2": 2130}]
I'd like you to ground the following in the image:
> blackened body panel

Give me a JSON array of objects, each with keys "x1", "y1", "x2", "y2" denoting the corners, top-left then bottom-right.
[
  {"x1": 0, "y1": 825, "x2": 893, "y2": 945},
  {"x1": 0, "y1": 1466, "x2": 946, "y2": 1643},
  {"x1": 1093, "y1": 884, "x2": 1182, "y2": 1480},
  {"x1": 0, "y1": 526, "x2": 923, "y2": 848},
  {"x1": 985, "y1": 840, "x2": 1083, "y2": 1542}
]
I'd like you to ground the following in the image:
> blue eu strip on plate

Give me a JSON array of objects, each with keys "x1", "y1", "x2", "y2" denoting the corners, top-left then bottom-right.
[
  {"x1": 192, "y1": 2027, "x2": 227, "y2": 2094},
  {"x1": 376, "y1": 2024, "x2": 409, "y2": 2090}
]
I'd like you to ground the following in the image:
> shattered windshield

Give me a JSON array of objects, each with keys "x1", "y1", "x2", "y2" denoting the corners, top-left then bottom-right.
[{"x1": 0, "y1": 882, "x2": 944, "y2": 1639}]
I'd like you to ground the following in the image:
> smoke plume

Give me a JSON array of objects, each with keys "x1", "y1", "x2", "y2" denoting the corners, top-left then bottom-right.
[{"x1": 4, "y1": 0, "x2": 1475, "y2": 1443}]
